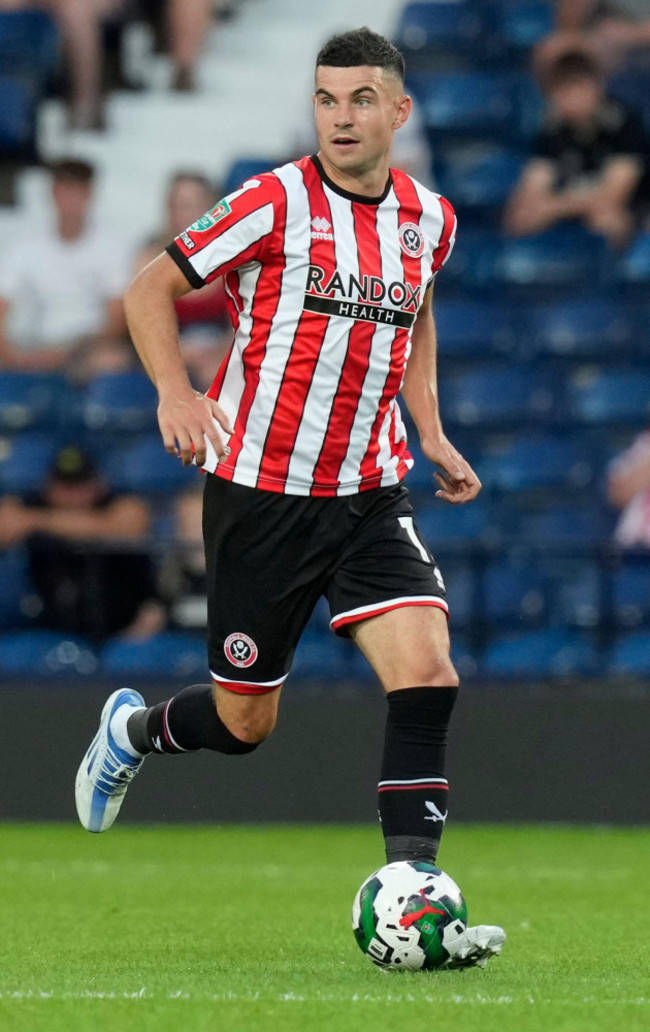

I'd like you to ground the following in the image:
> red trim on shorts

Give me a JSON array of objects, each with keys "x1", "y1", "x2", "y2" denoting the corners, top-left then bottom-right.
[
  {"x1": 211, "y1": 675, "x2": 281, "y2": 695},
  {"x1": 331, "y1": 598, "x2": 449, "y2": 633}
]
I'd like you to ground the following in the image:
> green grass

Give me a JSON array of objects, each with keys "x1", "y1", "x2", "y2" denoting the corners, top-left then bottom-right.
[{"x1": 0, "y1": 824, "x2": 648, "y2": 1032}]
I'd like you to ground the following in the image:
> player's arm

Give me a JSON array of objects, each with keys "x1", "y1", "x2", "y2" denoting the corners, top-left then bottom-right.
[
  {"x1": 401, "y1": 283, "x2": 481, "y2": 504},
  {"x1": 124, "y1": 252, "x2": 232, "y2": 467}
]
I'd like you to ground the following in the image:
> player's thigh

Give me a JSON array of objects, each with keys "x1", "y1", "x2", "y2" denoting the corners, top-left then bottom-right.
[{"x1": 350, "y1": 605, "x2": 458, "y2": 692}]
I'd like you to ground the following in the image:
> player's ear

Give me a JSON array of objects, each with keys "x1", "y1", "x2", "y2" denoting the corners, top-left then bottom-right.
[{"x1": 392, "y1": 93, "x2": 412, "y2": 131}]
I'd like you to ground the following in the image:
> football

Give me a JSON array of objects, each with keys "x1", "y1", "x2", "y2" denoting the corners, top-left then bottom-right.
[{"x1": 352, "y1": 861, "x2": 468, "y2": 970}]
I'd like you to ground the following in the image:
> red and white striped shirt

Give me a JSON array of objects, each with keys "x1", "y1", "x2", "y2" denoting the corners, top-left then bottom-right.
[{"x1": 167, "y1": 154, "x2": 456, "y2": 497}]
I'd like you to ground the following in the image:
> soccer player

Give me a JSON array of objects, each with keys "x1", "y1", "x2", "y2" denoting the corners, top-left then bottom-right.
[{"x1": 76, "y1": 27, "x2": 505, "y2": 968}]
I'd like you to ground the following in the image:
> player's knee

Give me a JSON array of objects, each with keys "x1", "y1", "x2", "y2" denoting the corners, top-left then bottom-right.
[
  {"x1": 405, "y1": 656, "x2": 459, "y2": 688},
  {"x1": 224, "y1": 709, "x2": 277, "y2": 745}
]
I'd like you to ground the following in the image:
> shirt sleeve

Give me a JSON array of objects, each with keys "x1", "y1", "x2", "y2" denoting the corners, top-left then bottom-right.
[
  {"x1": 431, "y1": 195, "x2": 457, "y2": 277},
  {"x1": 165, "y1": 177, "x2": 279, "y2": 289}
]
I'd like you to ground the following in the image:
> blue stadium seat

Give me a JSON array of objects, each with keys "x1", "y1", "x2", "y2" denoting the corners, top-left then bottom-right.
[
  {"x1": 616, "y1": 233, "x2": 650, "y2": 287},
  {"x1": 436, "y1": 147, "x2": 526, "y2": 211},
  {"x1": 442, "y1": 366, "x2": 554, "y2": 426},
  {"x1": 525, "y1": 297, "x2": 636, "y2": 358},
  {"x1": 483, "y1": 628, "x2": 599, "y2": 677},
  {"x1": 450, "y1": 633, "x2": 480, "y2": 679},
  {"x1": 0, "y1": 548, "x2": 33, "y2": 630},
  {"x1": 493, "y1": 1, "x2": 555, "y2": 55},
  {"x1": 100, "y1": 632, "x2": 207, "y2": 678},
  {"x1": 414, "y1": 72, "x2": 518, "y2": 140},
  {"x1": 567, "y1": 368, "x2": 650, "y2": 424},
  {"x1": 483, "y1": 558, "x2": 546, "y2": 625},
  {"x1": 417, "y1": 499, "x2": 495, "y2": 546},
  {"x1": 0, "y1": 432, "x2": 58, "y2": 494},
  {"x1": 434, "y1": 299, "x2": 517, "y2": 358},
  {"x1": 0, "y1": 373, "x2": 69, "y2": 431},
  {"x1": 608, "y1": 71, "x2": 650, "y2": 132},
  {"x1": 546, "y1": 558, "x2": 601, "y2": 628},
  {"x1": 0, "y1": 11, "x2": 59, "y2": 82},
  {"x1": 223, "y1": 157, "x2": 275, "y2": 195},
  {"x1": 0, "y1": 631, "x2": 98, "y2": 676},
  {"x1": 518, "y1": 505, "x2": 608, "y2": 547},
  {"x1": 82, "y1": 372, "x2": 158, "y2": 433},
  {"x1": 608, "y1": 631, "x2": 650, "y2": 675},
  {"x1": 444, "y1": 562, "x2": 475, "y2": 628},
  {"x1": 102, "y1": 434, "x2": 198, "y2": 494},
  {"x1": 470, "y1": 227, "x2": 607, "y2": 292},
  {"x1": 292, "y1": 630, "x2": 369, "y2": 681},
  {"x1": 0, "y1": 75, "x2": 37, "y2": 152},
  {"x1": 396, "y1": 2, "x2": 483, "y2": 56},
  {"x1": 476, "y1": 434, "x2": 593, "y2": 492},
  {"x1": 612, "y1": 558, "x2": 650, "y2": 626}
]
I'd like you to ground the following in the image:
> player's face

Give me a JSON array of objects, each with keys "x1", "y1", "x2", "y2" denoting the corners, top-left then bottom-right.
[{"x1": 313, "y1": 65, "x2": 410, "y2": 180}]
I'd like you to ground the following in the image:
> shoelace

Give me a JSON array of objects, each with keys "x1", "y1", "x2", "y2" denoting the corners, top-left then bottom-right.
[{"x1": 94, "y1": 743, "x2": 142, "y2": 795}]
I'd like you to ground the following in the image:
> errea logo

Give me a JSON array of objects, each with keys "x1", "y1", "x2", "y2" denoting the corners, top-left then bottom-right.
[{"x1": 311, "y1": 216, "x2": 333, "y2": 241}]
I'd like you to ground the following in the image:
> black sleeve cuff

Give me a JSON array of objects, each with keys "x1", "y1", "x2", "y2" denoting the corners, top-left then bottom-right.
[{"x1": 165, "y1": 241, "x2": 204, "y2": 290}]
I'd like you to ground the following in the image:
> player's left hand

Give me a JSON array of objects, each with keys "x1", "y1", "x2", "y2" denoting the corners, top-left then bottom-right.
[{"x1": 420, "y1": 434, "x2": 482, "y2": 505}]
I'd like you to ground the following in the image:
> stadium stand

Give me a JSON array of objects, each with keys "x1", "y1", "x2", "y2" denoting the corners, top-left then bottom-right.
[{"x1": 1, "y1": 0, "x2": 649, "y2": 681}]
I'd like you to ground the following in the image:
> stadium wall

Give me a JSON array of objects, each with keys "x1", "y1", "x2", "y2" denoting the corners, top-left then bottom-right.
[{"x1": 1, "y1": 681, "x2": 648, "y2": 825}]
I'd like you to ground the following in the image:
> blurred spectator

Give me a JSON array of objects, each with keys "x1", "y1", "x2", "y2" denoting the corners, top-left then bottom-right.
[
  {"x1": 0, "y1": 444, "x2": 165, "y2": 640},
  {"x1": 0, "y1": 0, "x2": 127, "y2": 130},
  {"x1": 537, "y1": 2, "x2": 650, "y2": 77},
  {"x1": 608, "y1": 430, "x2": 650, "y2": 548},
  {"x1": 135, "y1": 171, "x2": 231, "y2": 389},
  {"x1": 0, "y1": 158, "x2": 133, "y2": 379},
  {"x1": 503, "y1": 50, "x2": 650, "y2": 247},
  {"x1": 168, "y1": 0, "x2": 212, "y2": 92},
  {"x1": 157, "y1": 484, "x2": 207, "y2": 632}
]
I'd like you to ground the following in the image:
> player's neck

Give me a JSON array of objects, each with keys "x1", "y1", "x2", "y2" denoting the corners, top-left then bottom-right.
[{"x1": 316, "y1": 151, "x2": 391, "y2": 200}]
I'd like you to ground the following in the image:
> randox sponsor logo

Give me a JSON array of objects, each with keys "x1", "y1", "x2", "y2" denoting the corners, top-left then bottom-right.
[
  {"x1": 303, "y1": 264, "x2": 421, "y2": 329},
  {"x1": 189, "y1": 198, "x2": 232, "y2": 233}
]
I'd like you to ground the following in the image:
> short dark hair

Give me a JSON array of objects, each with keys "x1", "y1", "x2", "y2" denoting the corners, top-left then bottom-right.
[
  {"x1": 316, "y1": 27, "x2": 405, "y2": 83},
  {"x1": 48, "y1": 158, "x2": 95, "y2": 185},
  {"x1": 541, "y1": 50, "x2": 602, "y2": 92}
]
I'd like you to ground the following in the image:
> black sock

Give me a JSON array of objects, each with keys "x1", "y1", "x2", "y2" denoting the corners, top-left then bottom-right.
[
  {"x1": 127, "y1": 684, "x2": 260, "y2": 756},
  {"x1": 379, "y1": 685, "x2": 458, "y2": 865}
]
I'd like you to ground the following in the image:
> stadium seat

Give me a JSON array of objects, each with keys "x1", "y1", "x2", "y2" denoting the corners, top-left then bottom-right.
[
  {"x1": 493, "y1": 1, "x2": 555, "y2": 56},
  {"x1": 0, "y1": 630, "x2": 98, "y2": 676},
  {"x1": 102, "y1": 434, "x2": 197, "y2": 494},
  {"x1": 616, "y1": 232, "x2": 650, "y2": 288},
  {"x1": 525, "y1": 297, "x2": 636, "y2": 358},
  {"x1": 567, "y1": 368, "x2": 650, "y2": 424},
  {"x1": 0, "y1": 548, "x2": 33, "y2": 630},
  {"x1": 443, "y1": 561, "x2": 476, "y2": 629},
  {"x1": 435, "y1": 147, "x2": 526, "y2": 212},
  {"x1": 483, "y1": 557, "x2": 547, "y2": 625},
  {"x1": 292, "y1": 630, "x2": 369, "y2": 682},
  {"x1": 612, "y1": 558, "x2": 650, "y2": 626},
  {"x1": 546, "y1": 558, "x2": 601, "y2": 628},
  {"x1": 434, "y1": 299, "x2": 517, "y2": 358},
  {"x1": 417, "y1": 499, "x2": 496, "y2": 546},
  {"x1": 396, "y1": 2, "x2": 484, "y2": 70},
  {"x1": 607, "y1": 631, "x2": 650, "y2": 675},
  {"x1": 470, "y1": 227, "x2": 607, "y2": 292},
  {"x1": 442, "y1": 366, "x2": 554, "y2": 426},
  {"x1": 82, "y1": 372, "x2": 158, "y2": 433},
  {"x1": 223, "y1": 157, "x2": 276, "y2": 195},
  {"x1": 475, "y1": 434, "x2": 594, "y2": 492},
  {"x1": 518, "y1": 505, "x2": 609, "y2": 547},
  {"x1": 449, "y1": 633, "x2": 480, "y2": 679},
  {"x1": 0, "y1": 11, "x2": 59, "y2": 82},
  {"x1": 413, "y1": 72, "x2": 518, "y2": 141},
  {"x1": 100, "y1": 632, "x2": 208, "y2": 678},
  {"x1": 608, "y1": 70, "x2": 650, "y2": 132},
  {"x1": 0, "y1": 75, "x2": 37, "y2": 153},
  {"x1": 0, "y1": 432, "x2": 59, "y2": 494},
  {"x1": 482, "y1": 627, "x2": 599, "y2": 677},
  {"x1": 0, "y1": 373, "x2": 69, "y2": 432}
]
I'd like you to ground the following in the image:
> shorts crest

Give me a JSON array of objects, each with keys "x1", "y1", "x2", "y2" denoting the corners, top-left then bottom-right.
[{"x1": 224, "y1": 632, "x2": 258, "y2": 668}]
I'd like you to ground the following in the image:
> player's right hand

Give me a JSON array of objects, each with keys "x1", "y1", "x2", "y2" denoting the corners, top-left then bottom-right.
[{"x1": 157, "y1": 388, "x2": 233, "y2": 467}]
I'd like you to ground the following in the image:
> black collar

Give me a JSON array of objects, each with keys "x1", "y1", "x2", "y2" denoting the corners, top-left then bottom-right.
[{"x1": 311, "y1": 154, "x2": 392, "y2": 205}]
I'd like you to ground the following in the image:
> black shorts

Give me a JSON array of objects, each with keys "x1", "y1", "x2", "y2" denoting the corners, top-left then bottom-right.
[{"x1": 203, "y1": 475, "x2": 448, "y2": 694}]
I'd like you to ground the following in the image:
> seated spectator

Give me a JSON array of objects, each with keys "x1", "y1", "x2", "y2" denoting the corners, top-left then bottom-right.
[
  {"x1": 503, "y1": 51, "x2": 649, "y2": 247},
  {"x1": 608, "y1": 430, "x2": 650, "y2": 548},
  {"x1": 157, "y1": 484, "x2": 207, "y2": 632},
  {"x1": 0, "y1": 444, "x2": 164, "y2": 640},
  {"x1": 0, "y1": 158, "x2": 133, "y2": 378},
  {"x1": 135, "y1": 171, "x2": 231, "y2": 389},
  {"x1": 537, "y1": 2, "x2": 650, "y2": 78},
  {"x1": 0, "y1": 0, "x2": 128, "y2": 130}
]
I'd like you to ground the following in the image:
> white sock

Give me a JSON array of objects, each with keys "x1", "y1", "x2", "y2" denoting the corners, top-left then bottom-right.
[{"x1": 110, "y1": 704, "x2": 145, "y2": 758}]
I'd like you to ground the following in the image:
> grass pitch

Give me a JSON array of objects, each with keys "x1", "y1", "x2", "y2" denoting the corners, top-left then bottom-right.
[{"x1": 0, "y1": 824, "x2": 648, "y2": 1032}]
